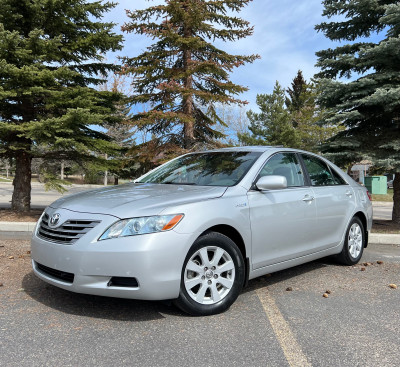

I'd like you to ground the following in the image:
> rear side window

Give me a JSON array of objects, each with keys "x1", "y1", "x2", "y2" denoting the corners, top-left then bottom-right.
[
  {"x1": 259, "y1": 153, "x2": 305, "y2": 187},
  {"x1": 301, "y1": 155, "x2": 337, "y2": 186},
  {"x1": 330, "y1": 167, "x2": 347, "y2": 185}
]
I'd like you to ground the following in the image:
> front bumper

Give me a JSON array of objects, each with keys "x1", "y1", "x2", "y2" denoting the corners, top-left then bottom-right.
[{"x1": 31, "y1": 211, "x2": 194, "y2": 300}]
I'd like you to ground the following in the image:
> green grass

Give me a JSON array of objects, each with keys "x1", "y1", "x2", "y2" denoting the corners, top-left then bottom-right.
[
  {"x1": 371, "y1": 188, "x2": 393, "y2": 202},
  {"x1": 0, "y1": 177, "x2": 12, "y2": 182}
]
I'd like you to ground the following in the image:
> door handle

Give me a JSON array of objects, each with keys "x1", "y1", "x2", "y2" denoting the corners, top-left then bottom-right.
[
  {"x1": 302, "y1": 195, "x2": 315, "y2": 202},
  {"x1": 345, "y1": 190, "x2": 353, "y2": 197}
]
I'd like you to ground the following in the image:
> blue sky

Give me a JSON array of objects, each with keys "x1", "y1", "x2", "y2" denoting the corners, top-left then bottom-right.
[{"x1": 103, "y1": 0, "x2": 336, "y2": 110}]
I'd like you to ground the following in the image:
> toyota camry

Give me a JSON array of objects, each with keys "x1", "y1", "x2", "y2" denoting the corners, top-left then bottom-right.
[{"x1": 31, "y1": 146, "x2": 373, "y2": 316}]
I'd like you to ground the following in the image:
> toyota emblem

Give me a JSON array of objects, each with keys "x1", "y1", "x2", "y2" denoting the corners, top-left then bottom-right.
[{"x1": 49, "y1": 213, "x2": 61, "y2": 227}]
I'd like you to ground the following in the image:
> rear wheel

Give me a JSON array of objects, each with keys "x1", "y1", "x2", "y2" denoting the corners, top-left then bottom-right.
[
  {"x1": 337, "y1": 217, "x2": 365, "y2": 265},
  {"x1": 174, "y1": 232, "x2": 245, "y2": 316}
]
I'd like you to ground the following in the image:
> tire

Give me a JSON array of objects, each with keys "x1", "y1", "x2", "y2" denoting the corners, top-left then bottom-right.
[
  {"x1": 174, "y1": 232, "x2": 245, "y2": 316},
  {"x1": 337, "y1": 217, "x2": 365, "y2": 265}
]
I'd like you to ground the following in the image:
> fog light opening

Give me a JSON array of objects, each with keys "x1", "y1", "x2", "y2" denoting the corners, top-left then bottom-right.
[{"x1": 107, "y1": 277, "x2": 139, "y2": 288}]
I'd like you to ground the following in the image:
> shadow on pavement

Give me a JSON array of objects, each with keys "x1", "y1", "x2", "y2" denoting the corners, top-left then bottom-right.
[
  {"x1": 242, "y1": 257, "x2": 336, "y2": 294},
  {"x1": 21, "y1": 257, "x2": 337, "y2": 319},
  {"x1": 22, "y1": 271, "x2": 185, "y2": 321}
]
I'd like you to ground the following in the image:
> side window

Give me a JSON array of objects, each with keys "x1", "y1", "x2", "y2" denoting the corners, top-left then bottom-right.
[
  {"x1": 301, "y1": 155, "x2": 336, "y2": 186},
  {"x1": 330, "y1": 167, "x2": 347, "y2": 185},
  {"x1": 259, "y1": 153, "x2": 305, "y2": 187}
]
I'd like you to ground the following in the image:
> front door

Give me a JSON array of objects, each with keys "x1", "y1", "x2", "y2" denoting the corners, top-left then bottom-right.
[{"x1": 248, "y1": 153, "x2": 318, "y2": 270}]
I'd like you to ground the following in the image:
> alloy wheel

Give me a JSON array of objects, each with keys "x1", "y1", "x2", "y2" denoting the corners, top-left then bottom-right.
[{"x1": 184, "y1": 246, "x2": 235, "y2": 305}]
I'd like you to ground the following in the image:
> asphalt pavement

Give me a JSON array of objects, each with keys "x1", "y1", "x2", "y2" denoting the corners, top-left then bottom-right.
[
  {"x1": 0, "y1": 181, "x2": 102, "y2": 210},
  {"x1": 1, "y1": 182, "x2": 399, "y2": 366},
  {"x1": 0, "y1": 239, "x2": 399, "y2": 367}
]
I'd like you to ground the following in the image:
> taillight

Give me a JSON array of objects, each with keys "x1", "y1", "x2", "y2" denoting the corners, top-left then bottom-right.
[{"x1": 366, "y1": 190, "x2": 372, "y2": 201}]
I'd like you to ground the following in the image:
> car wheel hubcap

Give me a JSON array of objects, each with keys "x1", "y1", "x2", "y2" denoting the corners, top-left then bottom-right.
[
  {"x1": 184, "y1": 246, "x2": 235, "y2": 305},
  {"x1": 348, "y1": 223, "x2": 363, "y2": 259}
]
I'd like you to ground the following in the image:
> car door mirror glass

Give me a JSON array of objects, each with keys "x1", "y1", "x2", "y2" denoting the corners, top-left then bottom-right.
[{"x1": 256, "y1": 175, "x2": 288, "y2": 190}]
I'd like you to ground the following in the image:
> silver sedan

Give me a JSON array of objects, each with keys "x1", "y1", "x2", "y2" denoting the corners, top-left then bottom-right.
[{"x1": 31, "y1": 147, "x2": 373, "y2": 316}]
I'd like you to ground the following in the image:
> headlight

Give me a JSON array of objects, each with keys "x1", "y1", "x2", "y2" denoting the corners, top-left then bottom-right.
[{"x1": 98, "y1": 214, "x2": 184, "y2": 241}]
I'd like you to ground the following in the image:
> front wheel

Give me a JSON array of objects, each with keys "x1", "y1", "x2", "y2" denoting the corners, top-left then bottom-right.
[
  {"x1": 337, "y1": 217, "x2": 365, "y2": 265},
  {"x1": 174, "y1": 232, "x2": 245, "y2": 316}
]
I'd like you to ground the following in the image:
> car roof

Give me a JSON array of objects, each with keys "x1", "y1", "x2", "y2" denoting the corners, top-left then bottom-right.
[{"x1": 200, "y1": 146, "x2": 280, "y2": 153}]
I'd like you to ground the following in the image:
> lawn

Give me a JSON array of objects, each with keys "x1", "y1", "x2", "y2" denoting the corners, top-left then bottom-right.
[{"x1": 371, "y1": 188, "x2": 393, "y2": 202}]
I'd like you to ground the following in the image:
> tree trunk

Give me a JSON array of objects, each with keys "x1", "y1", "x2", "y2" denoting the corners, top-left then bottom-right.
[
  {"x1": 104, "y1": 154, "x2": 108, "y2": 186},
  {"x1": 392, "y1": 172, "x2": 400, "y2": 224},
  {"x1": 114, "y1": 176, "x2": 119, "y2": 185},
  {"x1": 11, "y1": 152, "x2": 32, "y2": 212},
  {"x1": 182, "y1": 18, "x2": 195, "y2": 149},
  {"x1": 60, "y1": 161, "x2": 65, "y2": 180}
]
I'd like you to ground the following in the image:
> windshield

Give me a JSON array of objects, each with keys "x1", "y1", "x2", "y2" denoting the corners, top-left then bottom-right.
[{"x1": 137, "y1": 151, "x2": 262, "y2": 187}]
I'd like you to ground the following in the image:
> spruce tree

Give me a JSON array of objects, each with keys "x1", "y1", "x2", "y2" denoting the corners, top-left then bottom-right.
[
  {"x1": 239, "y1": 76, "x2": 341, "y2": 152},
  {"x1": 316, "y1": 1, "x2": 400, "y2": 222},
  {"x1": 0, "y1": 0, "x2": 123, "y2": 211},
  {"x1": 122, "y1": 0, "x2": 259, "y2": 160},
  {"x1": 286, "y1": 70, "x2": 307, "y2": 116},
  {"x1": 239, "y1": 82, "x2": 298, "y2": 147}
]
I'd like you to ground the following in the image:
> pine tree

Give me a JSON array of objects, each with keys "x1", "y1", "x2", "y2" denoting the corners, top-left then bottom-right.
[
  {"x1": 121, "y1": 0, "x2": 259, "y2": 161},
  {"x1": 0, "y1": 0, "x2": 123, "y2": 211},
  {"x1": 239, "y1": 76, "x2": 340, "y2": 152},
  {"x1": 316, "y1": 1, "x2": 400, "y2": 223},
  {"x1": 238, "y1": 82, "x2": 298, "y2": 147},
  {"x1": 286, "y1": 70, "x2": 307, "y2": 117}
]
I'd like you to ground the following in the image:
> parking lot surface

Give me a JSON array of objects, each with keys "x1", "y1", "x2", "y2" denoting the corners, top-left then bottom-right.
[{"x1": 0, "y1": 239, "x2": 399, "y2": 367}]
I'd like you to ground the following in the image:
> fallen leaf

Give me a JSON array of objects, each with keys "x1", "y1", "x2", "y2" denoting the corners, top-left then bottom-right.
[
  {"x1": 18, "y1": 255, "x2": 24, "y2": 259},
  {"x1": 389, "y1": 284, "x2": 397, "y2": 289},
  {"x1": 377, "y1": 261, "x2": 384, "y2": 265},
  {"x1": 0, "y1": 283, "x2": 3, "y2": 287},
  {"x1": 325, "y1": 290, "x2": 331, "y2": 294},
  {"x1": 286, "y1": 287, "x2": 293, "y2": 292},
  {"x1": 360, "y1": 267, "x2": 366, "y2": 271},
  {"x1": 323, "y1": 293, "x2": 329, "y2": 298},
  {"x1": 8, "y1": 256, "x2": 14, "y2": 260},
  {"x1": 18, "y1": 288, "x2": 25, "y2": 292},
  {"x1": 26, "y1": 251, "x2": 31, "y2": 254}
]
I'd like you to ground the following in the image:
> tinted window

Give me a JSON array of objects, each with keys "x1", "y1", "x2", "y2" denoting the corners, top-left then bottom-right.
[
  {"x1": 330, "y1": 167, "x2": 347, "y2": 185},
  {"x1": 138, "y1": 151, "x2": 262, "y2": 187},
  {"x1": 259, "y1": 153, "x2": 305, "y2": 187},
  {"x1": 302, "y1": 155, "x2": 337, "y2": 186}
]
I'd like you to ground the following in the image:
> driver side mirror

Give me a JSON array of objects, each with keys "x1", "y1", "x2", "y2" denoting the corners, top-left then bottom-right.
[{"x1": 255, "y1": 175, "x2": 287, "y2": 190}]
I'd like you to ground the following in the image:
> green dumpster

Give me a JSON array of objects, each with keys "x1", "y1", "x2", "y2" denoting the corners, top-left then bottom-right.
[{"x1": 364, "y1": 176, "x2": 387, "y2": 195}]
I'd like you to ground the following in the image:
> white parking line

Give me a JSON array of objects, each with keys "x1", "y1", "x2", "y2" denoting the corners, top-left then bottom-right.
[{"x1": 256, "y1": 288, "x2": 312, "y2": 367}]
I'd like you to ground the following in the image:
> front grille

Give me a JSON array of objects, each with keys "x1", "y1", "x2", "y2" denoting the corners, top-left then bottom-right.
[
  {"x1": 36, "y1": 262, "x2": 75, "y2": 283},
  {"x1": 37, "y1": 213, "x2": 100, "y2": 244}
]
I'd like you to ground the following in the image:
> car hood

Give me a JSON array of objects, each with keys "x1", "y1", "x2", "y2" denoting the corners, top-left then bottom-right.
[{"x1": 49, "y1": 183, "x2": 227, "y2": 218}]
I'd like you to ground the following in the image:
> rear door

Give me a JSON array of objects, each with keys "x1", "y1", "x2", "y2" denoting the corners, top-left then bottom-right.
[
  {"x1": 248, "y1": 152, "x2": 318, "y2": 270},
  {"x1": 300, "y1": 154, "x2": 356, "y2": 250}
]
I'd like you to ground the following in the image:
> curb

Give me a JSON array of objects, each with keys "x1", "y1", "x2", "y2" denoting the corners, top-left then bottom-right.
[
  {"x1": 0, "y1": 221, "x2": 37, "y2": 232},
  {"x1": 1, "y1": 221, "x2": 400, "y2": 244},
  {"x1": 369, "y1": 233, "x2": 400, "y2": 245}
]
